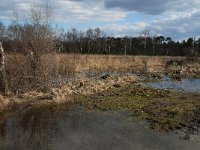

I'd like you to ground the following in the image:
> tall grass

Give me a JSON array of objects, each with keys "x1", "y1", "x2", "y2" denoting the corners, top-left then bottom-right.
[
  {"x1": 5, "y1": 53, "x2": 185, "y2": 93},
  {"x1": 5, "y1": 53, "x2": 76, "y2": 93}
]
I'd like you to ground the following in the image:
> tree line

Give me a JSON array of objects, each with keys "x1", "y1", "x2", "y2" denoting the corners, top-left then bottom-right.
[{"x1": 0, "y1": 21, "x2": 200, "y2": 56}]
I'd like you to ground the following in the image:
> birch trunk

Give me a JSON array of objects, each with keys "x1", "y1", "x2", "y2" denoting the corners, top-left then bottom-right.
[{"x1": 0, "y1": 42, "x2": 9, "y2": 94}]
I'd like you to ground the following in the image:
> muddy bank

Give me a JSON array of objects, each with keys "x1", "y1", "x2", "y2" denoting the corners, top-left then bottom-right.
[{"x1": 72, "y1": 83, "x2": 200, "y2": 136}]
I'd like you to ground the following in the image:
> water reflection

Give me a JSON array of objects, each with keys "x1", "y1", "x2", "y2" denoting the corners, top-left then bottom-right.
[
  {"x1": 147, "y1": 76, "x2": 200, "y2": 93},
  {"x1": 0, "y1": 105, "x2": 200, "y2": 150}
]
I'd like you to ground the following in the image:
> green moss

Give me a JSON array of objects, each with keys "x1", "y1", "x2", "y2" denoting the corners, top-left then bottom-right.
[{"x1": 73, "y1": 83, "x2": 200, "y2": 133}]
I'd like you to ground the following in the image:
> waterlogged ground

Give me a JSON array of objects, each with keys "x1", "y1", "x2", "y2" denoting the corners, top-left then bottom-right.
[
  {"x1": 1, "y1": 77, "x2": 200, "y2": 150},
  {"x1": 146, "y1": 76, "x2": 200, "y2": 93},
  {"x1": 0, "y1": 105, "x2": 200, "y2": 150},
  {"x1": 73, "y1": 82, "x2": 200, "y2": 132}
]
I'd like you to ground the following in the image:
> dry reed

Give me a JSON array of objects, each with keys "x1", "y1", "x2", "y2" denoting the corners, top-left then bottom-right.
[{"x1": 4, "y1": 53, "x2": 185, "y2": 93}]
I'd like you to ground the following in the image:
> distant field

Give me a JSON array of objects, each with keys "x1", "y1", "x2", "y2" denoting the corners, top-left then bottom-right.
[
  {"x1": 5, "y1": 53, "x2": 186, "y2": 74},
  {"x1": 55, "y1": 54, "x2": 186, "y2": 73}
]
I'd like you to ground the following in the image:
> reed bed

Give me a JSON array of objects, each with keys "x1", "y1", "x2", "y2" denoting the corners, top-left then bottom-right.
[{"x1": 4, "y1": 53, "x2": 185, "y2": 93}]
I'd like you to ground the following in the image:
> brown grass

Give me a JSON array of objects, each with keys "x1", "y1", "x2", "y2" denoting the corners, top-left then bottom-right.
[
  {"x1": 4, "y1": 53, "x2": 185, "y2": 93},
  {"x1": 56, "y1": 54, "x2": 185, "y2": 73}
]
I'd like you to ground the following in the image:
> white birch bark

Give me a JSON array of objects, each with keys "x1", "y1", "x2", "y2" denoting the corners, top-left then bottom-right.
[{"x1": 0, "y1": 42, "x2": 9, "y2": 94}]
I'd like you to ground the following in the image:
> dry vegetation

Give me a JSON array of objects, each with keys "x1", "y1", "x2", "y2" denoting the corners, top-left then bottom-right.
[
  {"x1": 0, "y1": 72, "x2": 139, "y2": 111},
  {"x1": 0, "y1": 53, "x2": 187, "y2": 112},
  {"x1": 4, "y1": 54, "x2": 185, "y2": 93},
  {"x1": 59, "y1": 54, "x2": 185, "y2": 73},
  {"x1": 166, "y1": 58, "x2": 200, "y2": 78}
]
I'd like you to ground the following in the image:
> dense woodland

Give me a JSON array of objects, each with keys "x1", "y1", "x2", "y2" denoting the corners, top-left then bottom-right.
[{"x1": 0, "y1": 21, "x2": 200, "y2": 56}]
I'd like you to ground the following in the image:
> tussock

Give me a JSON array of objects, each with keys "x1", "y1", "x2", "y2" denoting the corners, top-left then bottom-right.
[{"x1": 51, "y1": 75, "x2": 139, "y2": 103}]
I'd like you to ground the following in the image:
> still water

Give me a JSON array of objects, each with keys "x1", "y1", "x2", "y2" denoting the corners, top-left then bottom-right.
[
  {"x1": 0, "y1": 105, "x2": 200, "y2": 150},
  {"x1": 147, "y1": 76, "x2": 200, "y2": 93}
]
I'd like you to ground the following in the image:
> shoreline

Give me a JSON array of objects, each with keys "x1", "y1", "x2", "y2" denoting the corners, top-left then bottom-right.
[
  {"x1": 0, "y1": 72, "x2": 199, "y2": 136},
  {"x1": 0, "y1": 57, "x2": 200, "y2": 138}
]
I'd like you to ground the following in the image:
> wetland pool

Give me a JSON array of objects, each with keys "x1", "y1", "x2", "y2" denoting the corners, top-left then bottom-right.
[
  {"x1": 146, "y1": 76, "x2": 200, "y2": 93},
  {"x1": 0, "y1": 105, "x2": 200, "y2": 150}
]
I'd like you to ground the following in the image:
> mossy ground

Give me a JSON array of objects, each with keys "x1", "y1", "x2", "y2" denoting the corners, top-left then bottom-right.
[{"x1": 73, "y1": 83, "x2": 200, "y2": 133}]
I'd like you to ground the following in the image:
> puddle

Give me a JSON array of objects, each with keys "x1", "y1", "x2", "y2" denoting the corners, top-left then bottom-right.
[
  {"x1": 146, "y1": 76, "x2": 200, "y2": 93},
  {"x1": 0, "y1": 105, "x2": 200, "y2": 150}
]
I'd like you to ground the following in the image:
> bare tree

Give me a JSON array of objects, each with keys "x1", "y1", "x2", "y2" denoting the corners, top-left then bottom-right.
[
  {"x1": 67, "y1": 28, "x2": 78, "y2": 52},
  {"x1": 10, "y1": 0, "x2": 56, "y2": 89},
  {"x1": 141, "y1": 29, "x2": 150, "y2": 51},
  {"x1": 151, "y1": 34, "x2": 157, "y2": 55},
  {"x1": 0, "y1": 42, "x2": 9, "y2": 94},
  {"x1": 94, "y1": 28, "x2": 103, "y2": 53},
  {"x1": 79, "y1": 31, "x2": 84, "y2": 52},
  {"x1": 0, "y1": 22, "x2": 6, "y2": 42}
]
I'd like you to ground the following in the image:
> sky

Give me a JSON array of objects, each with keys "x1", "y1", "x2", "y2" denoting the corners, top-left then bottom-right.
[{"x1": 0, "y1": 0, "x2": 200, "y2": 40}]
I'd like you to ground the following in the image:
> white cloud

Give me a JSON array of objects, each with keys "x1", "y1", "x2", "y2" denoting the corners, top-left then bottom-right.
[
  {"x1": 0, "y1": 0, "x2": 127, "y2": 23},
  {"x1": 54, "y1": 0, "x2": 127, "y2": 22},
  {"x1": 0, "y1": 0, "x2": 200, "y2": 39},
  {"x1": 101, "y1": 22, "x2": 148, "y2": 36},
  {"x1": 148, "y1": 9, "x2": 200, "y2": 40}
]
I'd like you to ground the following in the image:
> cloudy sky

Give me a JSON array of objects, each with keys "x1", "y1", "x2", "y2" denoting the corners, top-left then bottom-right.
[{"x1": 0, "y1": 0, "x2": 200, "y2": 40}]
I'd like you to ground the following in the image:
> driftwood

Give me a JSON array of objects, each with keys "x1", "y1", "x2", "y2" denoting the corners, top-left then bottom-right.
[{"x1": 0, "y1": 42, "x2": 9, "y2": 94}]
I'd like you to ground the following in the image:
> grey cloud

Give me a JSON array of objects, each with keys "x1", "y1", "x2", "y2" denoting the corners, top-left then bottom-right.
[
  {"x1": 102, "y1": 10, "x2": 200, "y2": 40},
  {"x1": 0, "y1": 0, "x2": 34, "y2": 18},
  {"x1": 104, "y1": 0, "x2": 196, "y2": 15},
  {"x1": 0, "y1": 1, "x2": 15, "y2": 17},
  {"x1": 147, "y1": 11, "x2": 200, "y2": 40}
]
